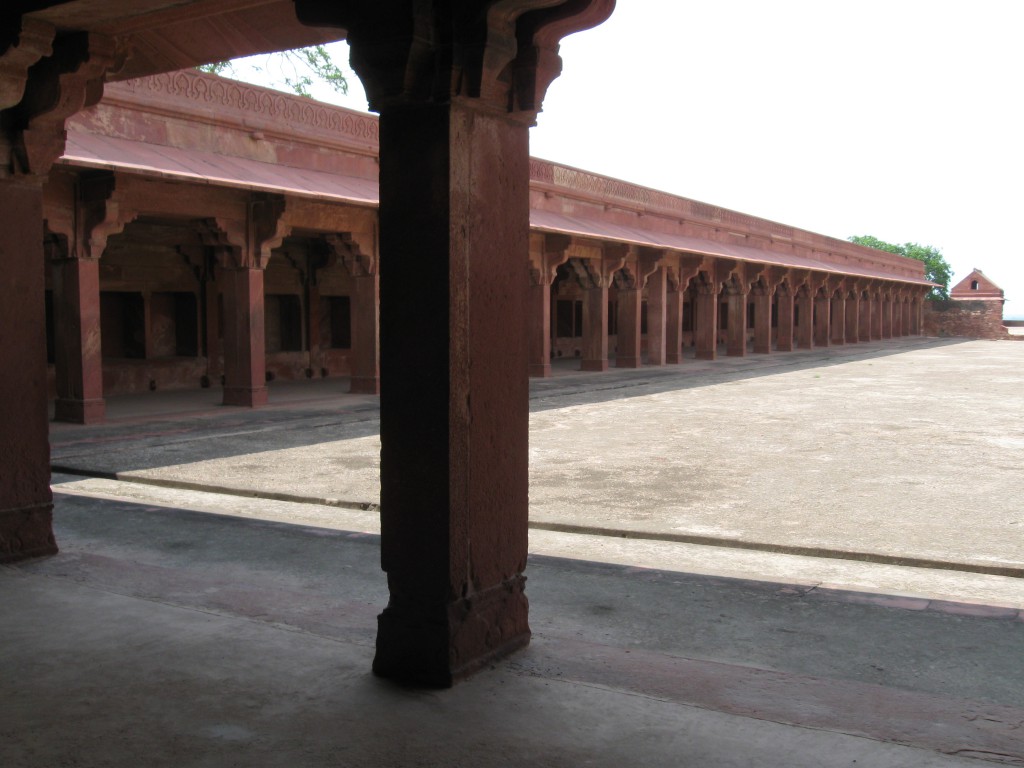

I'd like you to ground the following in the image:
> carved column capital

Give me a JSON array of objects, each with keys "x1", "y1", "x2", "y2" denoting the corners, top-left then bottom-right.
[
  {"x1": 295, "y1": 0, "x2": 615, "y2": 121},
  {"x1": 45, "y1": 170, "x2": 136, "y2": 262},
  {"x1": 0, "y1": 18, "x2": 55, "y2": 110},
  {"x1": 324, "y1": 231, "x2": 377, "y2": 277},
  {"x1": 203, "y1": 193, "x2": 289, "y2": 269},
  {"x1": 2, "y1": 32, "x2": 121, "y2": 179},
  {"x1": 529, "y1": 232, "x2": 571, "y2": 286}
]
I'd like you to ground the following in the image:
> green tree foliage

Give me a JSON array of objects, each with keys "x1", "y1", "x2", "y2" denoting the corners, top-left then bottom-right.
[
  {"x1": 849, "y1": 235, "x2": 952, "y2": 299},
  {"x1": 198, "y1": 45, "x2": 347, "y2": 99}
]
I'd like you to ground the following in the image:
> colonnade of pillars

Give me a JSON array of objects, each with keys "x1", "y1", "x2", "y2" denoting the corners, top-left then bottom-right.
[{"x1": 527, "y1": 244, "x2": 927, "y2": 376}]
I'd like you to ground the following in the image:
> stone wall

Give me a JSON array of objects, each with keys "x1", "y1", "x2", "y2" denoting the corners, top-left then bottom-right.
[{"x1": 923, "y1": 299, "x2": 1010, "y2": 340}]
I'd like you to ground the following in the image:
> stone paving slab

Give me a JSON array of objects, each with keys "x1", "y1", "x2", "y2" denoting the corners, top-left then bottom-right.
[{"x1": 50, "y1": 338, "x2": 1024, "y2": 578}]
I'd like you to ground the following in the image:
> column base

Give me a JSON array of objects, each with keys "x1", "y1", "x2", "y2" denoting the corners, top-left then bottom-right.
[
  {"x1": 349, "y1": 376, "x2": 381, "y2": 395},
  {"x1": 615, "y1": 356, "x2": 641, "y2": 368},
  {"x1": 581, "y1": 359, "x2": 608, "y2": 372},
  {"x1": 726, "y1": 346, "x2": 746, "y2": 357},
  {"x1": 222, "y1": 386, "x2": 268, "y2": 407},
  {"x1": 0, "y1": 504, "x2": 58, "y2": 563},
  {"x1": 777, "y1": 341, "x2": 794, "y2": 353},
  {"x1": 373, "y1": 575, "x2": 531, "y2": 688},
  {"x1": 695, "y1": 350, "x2": 716, "y2": 361},
  {"x1": 54, "y1": 397, "x2": 106, "y2": 425},
  {"x1": 753, "y1": 343, "x2": 772, "y2": 354},
  {"x1": 665, "y1": 352, "x2": 684, "y2": 364},
  {"x1": 528, "y1": 363, "x2": 552, "y2": 378}
]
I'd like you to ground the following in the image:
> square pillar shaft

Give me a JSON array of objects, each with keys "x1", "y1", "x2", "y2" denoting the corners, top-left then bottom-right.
[
  {"x1": 695, "y1": 290, "x2": 718, "y2": 360},
  {"x1": 796, "y1": 294, "x2": 813, "y2": 349},
  {"x1": 373, "y1": 100, "x2": 530, "y2": 687},
  {"x1": 726, "y1": 292, "x2": 748, "y2": 356},
  {"x1": 221, "y1": 266, "x2": 268, "y2": 407},
  {"x1": 845, "y1": 297, "x2": 859, "y2": 343},
  {"x1": 873, "y1": 298, "x2": 883, "y2": 340},
  {"x1": 616, "y1": 287, "x2": 642, "y2": 368},
  {"x1": 52, "y1": 256, "x2": 105, "y2": 424},
  {"x1": 646, "y1": 269, "x2": 667, "y2": 366},
  {"x1": 882, "y1": 299, "x2": 893, "y2": 338},
  {"x1": 777, "y1": 292, "x2": 795, "y2": 352},
  {"x1": 753, "y1": 292, "x2": 772, "y2": 354},
  {"x1": 581, "y1": 283, "x2": 609, "y2": 371},
  {"x1": 350, "y1": 274, "x2": 380, "y2": 394},
  {"x1": 814, "y1": 296, "x2": 831, "y2": 348},
  {"x1": 0, "y1": 179, "x2": 56, "y2": 562},
  {"x1": 665, "y1": 287, "x2": 684, "y2": 364},
  {"x1": 528, "y1": 279, "x2": 552, "y2": 377},
  {"x1": 858, "y1": 295, "x2": 871, "y2": 341},
  {"x1": 903, "y1": 301, "x2": 912, "y2": 336},
  {"x1": 830, "y1": 296, "x2": 846, "y2": 345}
]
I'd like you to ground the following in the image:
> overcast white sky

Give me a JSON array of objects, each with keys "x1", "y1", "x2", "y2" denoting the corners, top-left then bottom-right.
[{"x1": 238, "y1": 1, "x2": 1023, "y2": 317}]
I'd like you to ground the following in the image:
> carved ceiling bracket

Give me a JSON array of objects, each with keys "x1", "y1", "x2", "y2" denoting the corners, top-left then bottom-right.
[
  {"x1": 529, "y1": 232, "x2": 571, "y2": 286},
  {"x1": 46, "y1": 170, "x2": 136, "y2": 261},
  {"x1": 3, "y1": 31, "x2": 121, "y2": 179},
  {"x1": 295, "y1": 0, "x2": 615, "y2": 121},
  {"x1": 324, "y1": 231, "x2": 377, "y2": 278},
  {"x1": 0, "y1": 17, "x2": 55, "y2": 110}
]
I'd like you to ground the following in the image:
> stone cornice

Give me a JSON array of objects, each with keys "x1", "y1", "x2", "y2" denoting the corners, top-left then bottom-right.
[
  {"x1": 100, "y1": 69, "x2": 379, "y2": 156},
  {"x1": 529, "y1": 157, "x2": 926, "y2": 281}
]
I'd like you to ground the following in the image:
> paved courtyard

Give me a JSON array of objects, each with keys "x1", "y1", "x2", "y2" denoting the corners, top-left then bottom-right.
[{"x1": 50, "y1": 336, "x2": 1024, "y2": 607}]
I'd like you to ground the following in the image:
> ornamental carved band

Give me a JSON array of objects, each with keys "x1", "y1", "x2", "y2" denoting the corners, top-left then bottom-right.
[{"x1": 294, "y1": 0, "x2": 615, "y2": 118}]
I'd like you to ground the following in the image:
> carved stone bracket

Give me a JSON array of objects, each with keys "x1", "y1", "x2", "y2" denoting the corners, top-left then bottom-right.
[
  {"x1": 296, "y1": 0, "x2": 616, "y2": 121},
  {"x1": 203, "y1": 193, "x2": 289, "y2": 269},
  {"x1": 0, "y1": 18, "x2": 55, "y2": 110},
  {"x1": 529, "y1": 232, "x2": 571, "y2": 286},
  {"x1": 637, "y1": 247, "x2": 669, "y2": 288},
  {"x1": 3, "y1": 32, "x2": 121, "y2": 179},
  {"x1": 45, "y1": 170, "x2": 136, "y2": 262},
  {"x1": 324, "y1": 231, "x2": 377, "y2": 278},
  {"x1": 675, "y1": 254, "x2": 703, "y2": 293}
]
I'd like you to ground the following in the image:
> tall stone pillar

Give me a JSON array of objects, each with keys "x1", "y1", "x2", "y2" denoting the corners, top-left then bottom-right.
[
  {"x1": 814, "y1": 291, "x2": 831, "y2": 348},
  {"x1": 51, "y1": 252, "x2": 105, "y2": 423},
  {"x1": 694, "y1": 283, "x2": 719, "y2": 360},
  {"x1": 902, "y1": 296, "x2": 912, "y2": 337},
  {"x1": 881, "y1": 293, "x2": 893, "y2": 339},
  {"x1": 581, "y1": 279, "x2": 609, "y2": 371},
  {"x1": 751, "y1": 287, "x2": 772, "y2": 354},
  {"x1": 796, "y1": 288, "x2": 814, "y2": 350},
  {"x1": 858, "y1": 291, "x2": 871, "y2": 342},
  {"x1": 297, "y1": 0, "x2": 615, "y2": 686},
  {"x1": 616, "y1": 283, "x2": 642, "y2": 368},
  {"x1": 872, "y1": 291, "x2": 883, "y2": 340},
  {"x1": 845, "y1": 291, "x2": 859, "y2": 344},
  {"x1": 725, "y1": 279, "x2": 748, "y2": 357},
  {"x1": 220, "y1": 265, "x2": 268, "y2": 407},
  {"x1": 830, "y1": 291, "x2": 846, "y2": 345},
  {"x1": 527, "y1": 233, "x2": 570, "y2": 377},
  {"x1": 327, "y1": 232, "x2": 380, "y2": 394},
  {"x1": 667, "y1": 256, "x2": 700, "y2": 363},
  {"x1": 776, "y1": 284, "x2": 795, "y2": 352},
  {"x1": 351, "y1": 273, "x2": 380, "y2": 393},
  {"x1": 0, "y1": 24, "x2": 116, "y2": 561},
  {"x1": 646, "y1": 267, "x2": 668, "y2": 366}
]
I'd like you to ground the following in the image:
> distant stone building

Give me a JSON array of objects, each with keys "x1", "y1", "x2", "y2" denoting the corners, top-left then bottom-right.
[{"x1": 924, "y1": 269, "x2": 1010, "y2": 340}]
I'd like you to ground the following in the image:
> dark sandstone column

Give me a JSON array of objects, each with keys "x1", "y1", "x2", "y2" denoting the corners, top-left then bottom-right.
[
  {"x1": 846, "y1": 293, "x2": 859, "y2": 343},
  {"x1": 616, "y1": 285, "x2": 642, "y2": 368},
  {"x1": 221, "y1": 266, "x2": 268, "y2": 407},
  {"x1": 51, "y1": 254, "x2": 105, "y2": 423},
  {"x1": 814, "y1": 292, "x2": 831, "y2": 348},
  {"x1": 528, "y1": 274, "x2": 552, "y2": 377},
  {"x1": 0, "y1": 178, "x2": 56, "y2": 562},
  {"x1": 872, "y1": 293, "x2": 883, "y2": 340},
  {"x1": 776, "y1": 288, "x2": 795, "y2": 352},
  {"x1": 0, "y1": 25, "x2": 116, "y2": 561},
  {"x1": 882, "y1": 294, "x2": 893, "y2": 339},
  {"x1": 350, "y1": 273, "x2": 380, "y2": 393},
  {"x1": 752, "y1": 288, "x2": 772, "y2": 354},
  {"x1": 665, "y1": 284, "x2": 684, "y2": 364},
  {"x1": 796, "y1": 291, "x2": 813, "y2": 350},
  {"x1": 581, "y1": 281, "x2": 610, "y2": 371},
  {"x1": 726, "y1": 287, "x2": 748, "y2": 357},
  {"x1": 858, "y1": 292, "x2": 871, "y2": 341},
  {"x1": 297, "y1": 0, "x2": 614, "y2": 687},
  {"x1": 646, "y1": 267, "x2": 668, "y2": 366},
  {"x1": 830, "y1": 292, "x2": 846, "y2": 345},
  {"x1": 902, "y1": 297, "x2": 912, "y2": 337},
  {"x1": 695, "y1": 281, "x2": 719, "y2": 360}
]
